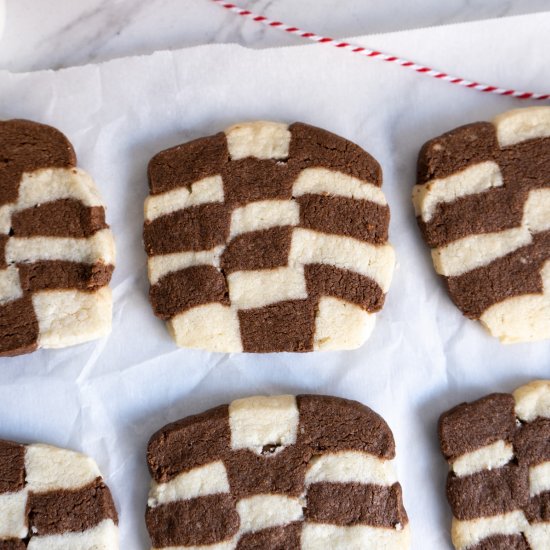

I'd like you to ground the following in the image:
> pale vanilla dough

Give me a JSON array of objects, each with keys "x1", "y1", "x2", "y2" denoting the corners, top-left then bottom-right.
[
  {"x1": 493, "y1": 106, "x2": 550, "y2": 147},
  {"x1": 229, "y1": 395, "x2": 299, "y2": 453},
  {"x1": 225, "y1": 121, "x2": 291, "y2": 161},
  {"x1": 451, "y1": 440, "x2": 514, "y2": 477},
  {"x1": 451, "y1": 511, "x2": 529, "y2": 550},
  {"x1": 300, "y1": 523, "x2": 410, "y2": 550},
  {"x1": 144, "y1": 175, "x2": 224, "y2": 222}
]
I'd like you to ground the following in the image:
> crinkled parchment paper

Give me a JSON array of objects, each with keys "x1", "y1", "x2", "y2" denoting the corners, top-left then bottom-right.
[{"x1": 0, "y1": 12, "x2": 549, "y2": 549}]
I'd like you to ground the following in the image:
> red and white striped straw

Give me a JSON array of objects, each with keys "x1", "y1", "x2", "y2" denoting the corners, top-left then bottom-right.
[{"x1": 211, "y1": 0, "x2": 549, "y2": 100}]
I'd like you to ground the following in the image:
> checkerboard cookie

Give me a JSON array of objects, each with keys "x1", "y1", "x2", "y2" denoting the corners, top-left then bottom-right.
[
  {"x1": 144, "y1": 121, "x2": 395, "y2": 352},
  {"x1": 145, "y1": 394, "x2": 410, "y2": 549},
  {"x1": 414, "y1": 107, "x2": 550, "y2": 343},
  {"x1": 0, "y1": 119, "x2": 115, "y2": 356},
  {"x1": 0, "y1": 439, "x2": 118, "y2": 549},
  {"x1": 439, "y1": 380, "x2": 550, "y2": 549}
]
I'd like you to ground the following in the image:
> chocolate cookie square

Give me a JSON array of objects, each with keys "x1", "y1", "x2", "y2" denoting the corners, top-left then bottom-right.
[{"x1": 144, "y1": 121, "x2": 395, "y2": 352}]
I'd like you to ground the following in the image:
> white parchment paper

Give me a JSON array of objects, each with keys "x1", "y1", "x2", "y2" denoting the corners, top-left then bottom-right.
[{"x1": 0, "y1": 13, "x2": 549, "y2": 549}]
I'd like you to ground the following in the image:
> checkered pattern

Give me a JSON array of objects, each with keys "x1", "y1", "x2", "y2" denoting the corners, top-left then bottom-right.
[
  {"x1": 0, "y1": 440, "x2": 118, "y2": 548},
  {"x1": 439, "y1": 381, "x2": 550, "y2": 550},
  {"x1": 0, "y1": 122, "x2": 115, "y2": 356},
  {"x1": 144, "y1": 121, "x2": 395, "y2": 352},
  {"x1": 414, "y1": 107, "x2": 550, "y2": 343},
  {"x1": 146, "y1": 395, "x2": 410, "y2": 549}
]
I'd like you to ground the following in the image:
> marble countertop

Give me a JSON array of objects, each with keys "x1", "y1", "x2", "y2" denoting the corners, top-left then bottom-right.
[{"x1": 1, "y1": 0, "x2": 550, "y2": 73}]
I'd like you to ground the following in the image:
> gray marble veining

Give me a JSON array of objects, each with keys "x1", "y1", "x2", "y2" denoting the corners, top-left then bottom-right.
[{"x1": 1, "y1": 0, "x2": 550, "y2": 73}]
